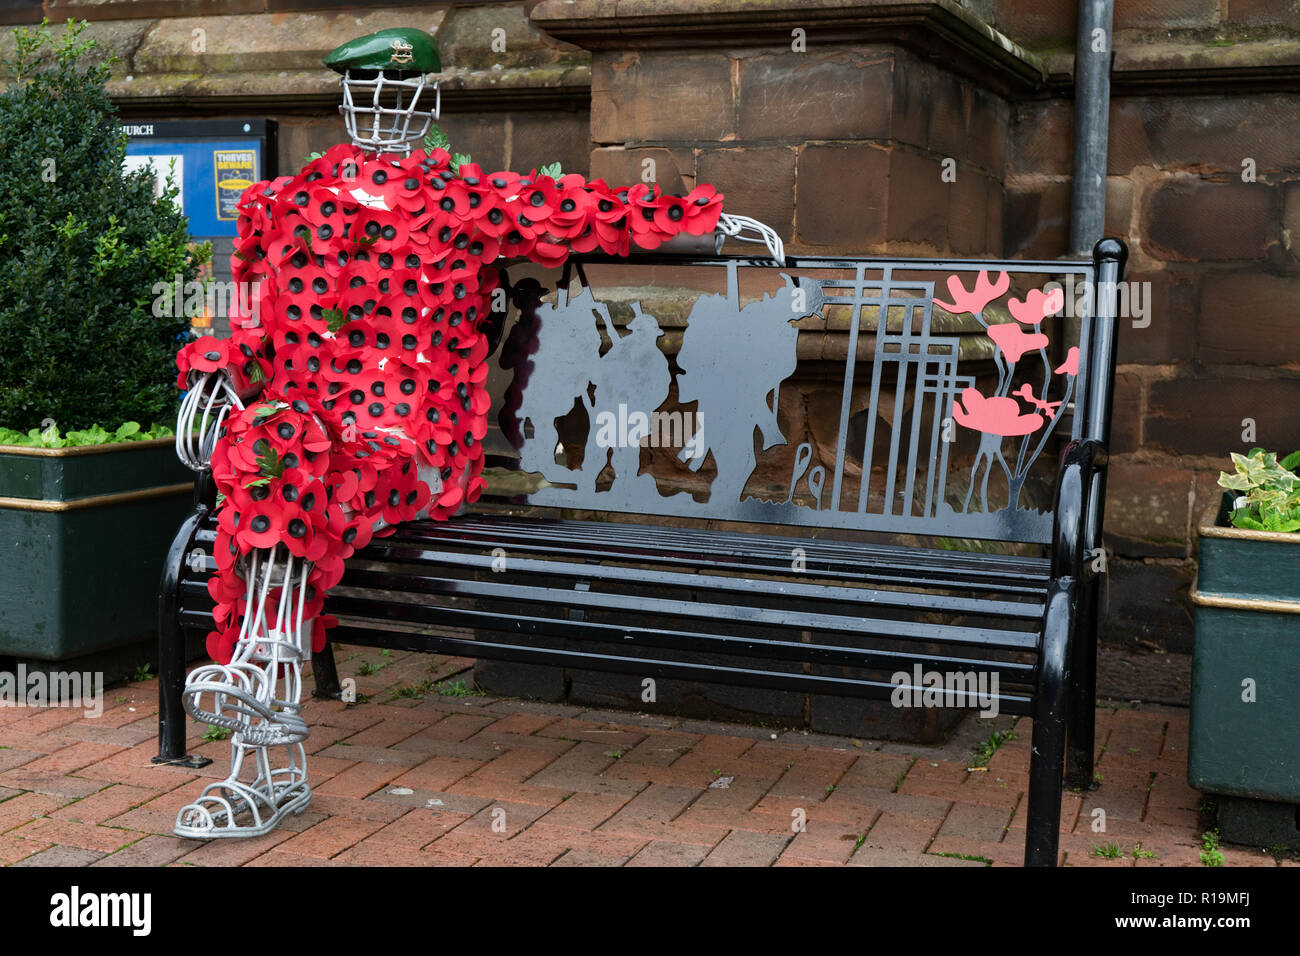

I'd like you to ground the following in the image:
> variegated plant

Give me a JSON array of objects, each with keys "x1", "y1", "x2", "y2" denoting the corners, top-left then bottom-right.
[{"x1": 1217, "y1": 448, "x2": 1300, "y2": 533}]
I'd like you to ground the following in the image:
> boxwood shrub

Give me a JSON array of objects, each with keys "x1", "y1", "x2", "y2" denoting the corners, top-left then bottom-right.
[{"x1": 0, "y1": 20, "x2": 206, "y2": 435}]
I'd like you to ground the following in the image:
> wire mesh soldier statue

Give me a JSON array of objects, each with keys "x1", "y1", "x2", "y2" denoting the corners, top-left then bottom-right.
[{"x1": 169, "y1": 28, "x2": 785, "y2": 837}]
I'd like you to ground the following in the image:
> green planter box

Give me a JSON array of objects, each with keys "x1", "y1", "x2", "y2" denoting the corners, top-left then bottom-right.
[
  {"x1": 0, "y1": 438, "x2": 194, "y2": 661},
  {"x1": 1189, "y1": 493, "x2": 1300, "y2": 816}
]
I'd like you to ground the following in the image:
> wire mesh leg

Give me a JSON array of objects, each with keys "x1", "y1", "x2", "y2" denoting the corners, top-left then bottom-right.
[{"x1": 175, "y1": 546, "x2": 314, "y2": 838}]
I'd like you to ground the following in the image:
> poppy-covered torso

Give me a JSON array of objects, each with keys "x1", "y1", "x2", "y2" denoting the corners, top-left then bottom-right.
[{"x1": 176, "y1": 143, "x2": 724, "y2": 664}]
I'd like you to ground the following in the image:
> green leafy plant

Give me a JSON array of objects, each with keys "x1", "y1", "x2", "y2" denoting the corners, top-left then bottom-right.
[
  {"x1": 1199, "y1": 828, "x2": 1225, "y2": 867},
  {"x1": 1218, "y1": 449, "x2": 1300, "y2": 532},
  {"x1": 1092, "y1": 842, "x2": 1124, "y2": 860},
  {"x1": 0, "y1": 420, "x2": 172, "y2": 448},
  {"x1": 0, "y1": 20, "x2": 208, "y2": 434},
  {"x1": 202, "y1": 724, "x2": 232, "y2": 742},
  {"x1": 436, "y1": 679, "x2": 484, "y2": 697},
  {"x1": 971, "y1": 728, "x2": 1017, "y2": 768}
]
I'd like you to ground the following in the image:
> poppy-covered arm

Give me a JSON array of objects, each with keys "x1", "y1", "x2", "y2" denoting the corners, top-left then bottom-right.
[{"x1": 446, "y1": 161, "x2": 784, "y2": 269}]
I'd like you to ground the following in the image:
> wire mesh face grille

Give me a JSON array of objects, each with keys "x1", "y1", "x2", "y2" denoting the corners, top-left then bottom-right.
[{"x1": 339, "y1": 69, "x2": 439, "y2": 155}]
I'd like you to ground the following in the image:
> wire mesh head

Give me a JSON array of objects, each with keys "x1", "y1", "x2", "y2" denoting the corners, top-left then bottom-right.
[{"x1": 339, "y1": 68, "x2": 439, "y2": 156}]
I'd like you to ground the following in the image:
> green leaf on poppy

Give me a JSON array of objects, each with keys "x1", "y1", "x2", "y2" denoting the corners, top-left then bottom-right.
[
  {"x1": 424, "y1": 125, "x2": 450, "y2": 153},
  {"x1": 323, "y1": 307, "x2": 347, "y2": 334}
]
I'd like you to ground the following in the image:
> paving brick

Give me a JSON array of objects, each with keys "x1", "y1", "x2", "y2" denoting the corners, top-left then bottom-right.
[
  {"x1": 535, "y1": 792, "x2": 629, "y2": 832},
  {"x1": 958, "y1": 770, "x2": 1026, "y2": 809},
  {"x1": 620, "y1": 733, "x2": 702, "y2": 767},
  {"x1": 0, "y1": 790, "x2": 75, "y2": 833},
  {"x1": 93, "y1": 834, "x2": 192, "y2": 867},
  {"x1": 16, "y1": 817, "x2": 143, "y2": 853},
  {"x1": 0, "y1": 832, "x2": 53, "y2": 864},
  {"x1": 367, "y1": 808, "x2": 470, "y2": 849},
  {"x1": 702, "y1": 830, "x2": 791, "y2": 867},
  {"x1": 63, "y1": 720, "x2": 157, "y2": 749},
  {"x1": 313, "y1": 743, "x2": 425, "y2": 769},
  {"x1": 435, "y1": 799, "x2": 552, "y2": 849},
  {"x1": 0, "y1": 748, "x2": 48, "y2": 773},
  {"x1": 387, "y1": 755, "x2": 484, "y2": 793},
  {"x1": 275, "y1": 815, "x2": 387, "y2": 859},
  {"x1": 857, "y1": 810, "x2": 943, "y2": 854},
  {"x1": 842, "y1": 751, "x2": 915, "y2": 790},
  {"x1": 0, "y1": 768, "x2": 104, "y2": 798},
  {"x1": 536, "y1": 718, "x2": 646, "y2": 747},
  {"x1": 244, "y1": 849, "x2": 347, "y2": 867},
  {"x1": 927, "y1": 833, "x2": 1023, "y2": 866},
  {"x1": 104, "y1": 783, "x2": 207, "y2": 835},
  {"x1": 11, "y1": 844, "x2": 105, "y2": 866},
  {"x1": 551, "y1": 847, "x2": 634, "y2": 866},
  {"x1": 627, "y1": 840, "x2": 712, "y2": 867},
  {"x1": 175, "y1": 829, "x2": 294, "y2": 866},
  {"x1": 333, "y1": 840, "x2": 441, "y2": 866},
  {"x1": 850, "y1": 846, "x2": 987, "y2": 866},
  {"x1": 780, "y1": 819, "x2": 869, "y2": 864},
  {"x1": 446, "y1": 775, "x2": 572, "y2": 808},
  {"x1": 4, "y1": 706, "x2": 89, "y2": 736},
  {"x1": 17, "y1": 741, "x2": 126, "y2": 774},
  {"x1": 528, "y1": 741, "x2": 644, "y2": 797},
  {"x1": 309, "y1": 793, "x2": 408, "y2": 824},
  {"x1": 52, "y1": 784, "x2": 161, "y2": 825},
  {"x1": 937, "y1": 803, "x2": 1014, "y2": 843},
  {"x1": 314, "y1": 760, "x2": 409, "y2": 800}
]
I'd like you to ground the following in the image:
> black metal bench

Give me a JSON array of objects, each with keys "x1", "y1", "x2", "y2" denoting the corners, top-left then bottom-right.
[{"x1": 158, "y1": 239, "x2": 1127, "y2": 867}]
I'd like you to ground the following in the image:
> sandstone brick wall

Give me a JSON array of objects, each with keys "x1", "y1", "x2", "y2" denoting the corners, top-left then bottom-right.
[{"x1": 0, "y1": 2, "x2": 594, "y2": 177}]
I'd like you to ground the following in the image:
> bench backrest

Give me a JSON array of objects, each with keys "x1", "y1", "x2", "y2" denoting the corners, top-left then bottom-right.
[{"x1": 485, "y1": 246, "x2": 1124, "y2": 545}]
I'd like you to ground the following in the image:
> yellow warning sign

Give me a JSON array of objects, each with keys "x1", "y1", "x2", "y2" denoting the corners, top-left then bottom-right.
[{"x1": 214, "y1": 149, "x2": 257, "y2": 221}]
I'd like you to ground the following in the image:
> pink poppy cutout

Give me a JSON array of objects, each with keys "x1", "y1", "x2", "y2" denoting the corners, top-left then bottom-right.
[
  {"x1": 1008, "y1": 286, "x2": 1065, "y2": 325},
  {"x1": 986, "y1": 322, "x2": 1049, "y2": 363},
  {"x1": 952, "y1": 388, "x2": 1044, "y2": 437},
  {"x1": 933, "y1": 270, "x2": 1010, "y2": 316}
]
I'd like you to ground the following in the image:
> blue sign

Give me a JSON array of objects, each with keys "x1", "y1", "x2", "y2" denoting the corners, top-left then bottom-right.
[{"x1": 123, "y1": 120, "x2": 276, "y2": 238}]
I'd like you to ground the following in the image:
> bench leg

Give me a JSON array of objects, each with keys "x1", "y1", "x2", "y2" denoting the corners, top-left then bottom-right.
[
  {"x1": 1025, "y1": 578, "x2": 1074, "y2": 867},
  {"x1": 153, "y1": 507, "x2": 212, "y2": 769},
  {"x1": 312, "y1": 641, "x2": 343, "y2": 700},
  {"x1": 1065, "y1": 576, "x2": 1100, "y2": 790}
]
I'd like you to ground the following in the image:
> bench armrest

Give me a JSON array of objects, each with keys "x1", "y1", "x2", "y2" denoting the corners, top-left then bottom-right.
[{"x1": 1049, "y1": 438, "x2": 1108, "y2": 581}]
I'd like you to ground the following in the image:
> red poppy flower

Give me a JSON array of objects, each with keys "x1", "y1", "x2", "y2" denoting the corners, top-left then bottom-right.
[
  {"x1": 516, "y1": 175, "x2": 558, "y2": 226},
  {"x1": 207, "y1": 625, "x2": 241, "y2": 666},
  {"x1": 499, "y1": 225, "x2": 537, "y2": 259},
  {"x1": 681, "y1": 184, "x2": 724, "y2": 234},
  {"x1": 529, "y1": 239, "x2": 569, "y2": 268},
  {"x1": 181, "y1": 336, "x2": 231, "y2": 376},
  {"x1": 351, "y1": 206, "x2": 409, "y2": 253},
  {"x1": 426, "y1": 178, "x2": 473, "y2": 227},
  {"x1": 486, "y1": 170, "x2": 524, "y2": 197}
]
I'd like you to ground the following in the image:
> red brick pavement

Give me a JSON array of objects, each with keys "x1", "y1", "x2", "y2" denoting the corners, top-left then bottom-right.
[{"x1": 0, "y1": 645, "x2": 1289, "y2": 868}]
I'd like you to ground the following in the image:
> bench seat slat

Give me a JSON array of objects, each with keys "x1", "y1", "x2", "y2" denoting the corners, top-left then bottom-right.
[
  {"x1": 315, "y1": 593, "x2": 1037, "y2": 681},
  {"x1": 394, "y1": 515, "x2": 1051, "y2": 582},
  {"x1": 322, "y1": 621, "x2": 1038, "y2": 716},
  {"x1": 178, "y1": 581, "x2": 1037, "y2": 680},
  {"x1": 331, "y1": 567, "x2": 1039, "y2": 650},
  {"x1": 358, "y1": 541, "x2": 1045, "y2": 621}
]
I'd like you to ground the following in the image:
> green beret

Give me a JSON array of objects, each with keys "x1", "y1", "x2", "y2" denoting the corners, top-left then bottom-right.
[{"x1": 324, "y1": 28, "x2": 441, "y2": 77}]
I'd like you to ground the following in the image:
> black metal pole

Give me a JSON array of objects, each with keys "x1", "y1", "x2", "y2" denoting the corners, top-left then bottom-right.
[
  {"x1": 152, "y1": 470, "x2": 214, "y2": 769},
  {"x1": 1069, "y1": 0, "x2": 1115, "y2": 256}
]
